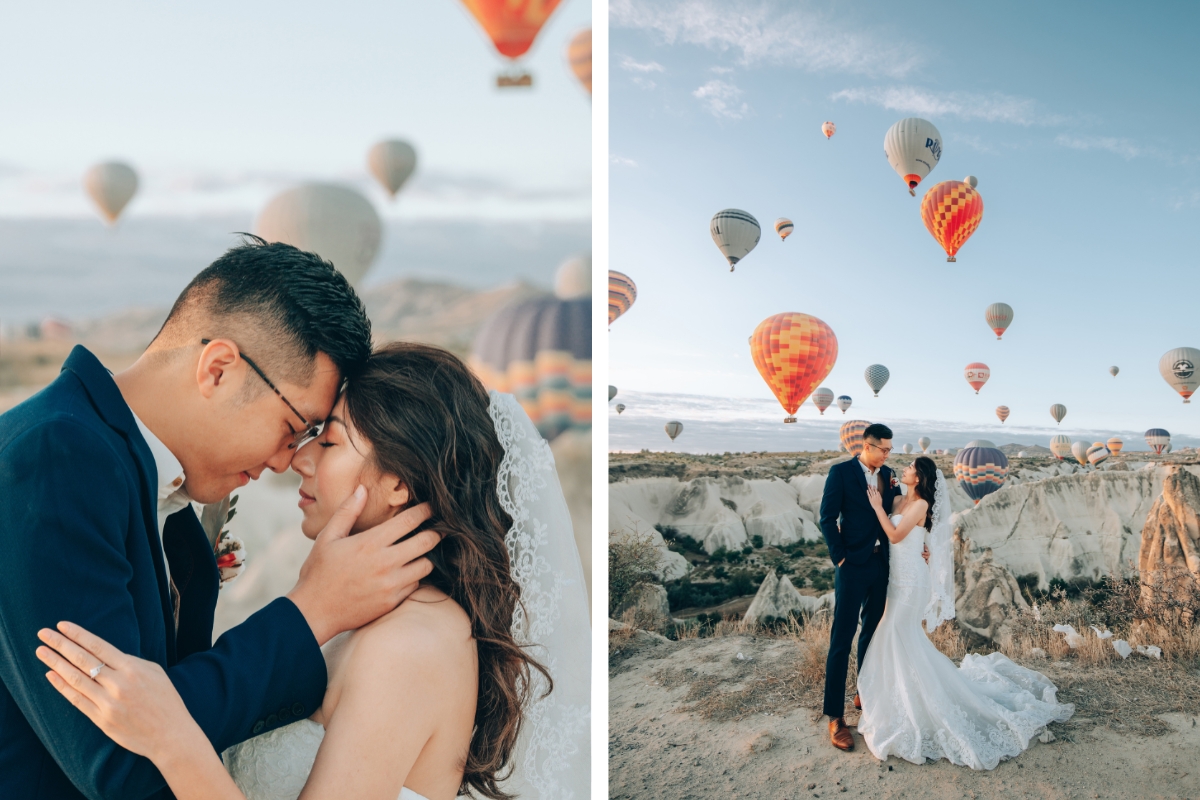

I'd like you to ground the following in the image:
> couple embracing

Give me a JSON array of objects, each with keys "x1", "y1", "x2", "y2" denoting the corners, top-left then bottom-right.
[
  {"x1": 0, "y1": 238, "x2": 588, "y2": 800},
  {"x1": 819, "y1": 423, "x2": 1072, "y2": 769}
]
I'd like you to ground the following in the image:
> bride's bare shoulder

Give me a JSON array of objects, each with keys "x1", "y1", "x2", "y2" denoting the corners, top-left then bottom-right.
[{"x1": 360, "y1": 587, "x2": 475, "y2": 662}]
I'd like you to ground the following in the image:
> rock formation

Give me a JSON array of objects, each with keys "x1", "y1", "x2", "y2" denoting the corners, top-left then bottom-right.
[
  {"x1": 743, "y1": 568, "x2": 834, "y2": 625},
  {"x1": 953, "y1": 529, "x2": 1030, "y2": 645},
  {"x1": 1138, "y1": 466, "x2": 1200, "y2": 602},
  {"x1": 612, "y1": 582, "x2": 673, "y2": 630}
]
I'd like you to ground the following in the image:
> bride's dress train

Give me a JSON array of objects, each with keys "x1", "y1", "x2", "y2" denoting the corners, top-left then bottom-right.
[{"x1": 856, "y1": 513, "x2": 1073, "y2": 770}]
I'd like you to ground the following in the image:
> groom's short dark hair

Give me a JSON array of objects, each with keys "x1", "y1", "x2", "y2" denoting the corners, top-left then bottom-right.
[
  {"x1": 863, "y1": 423, "x2": 893, "y2": 442},
  {"x1": 152, "y1": 235, "x2": 372, "y2": 385}
]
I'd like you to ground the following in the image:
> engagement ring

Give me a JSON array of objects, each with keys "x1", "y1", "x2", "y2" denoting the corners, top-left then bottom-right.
[{"x1": 88, "y1": 663, "x2": 105, "y2": 680}]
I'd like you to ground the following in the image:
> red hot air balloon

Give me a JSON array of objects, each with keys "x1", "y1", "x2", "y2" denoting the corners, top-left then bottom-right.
[
  {"x1": 750, "y1": 313, "x2": 838, "y2": 423},
  {"x1": 921, "y1": 180, "x2": 984, "y2": 262},
  {"x1": 459, "y1": 0, "x2": 562, "y2": 86},
  {"x1": 964, "y1": 363, "x2": 990, "y2": 394}
]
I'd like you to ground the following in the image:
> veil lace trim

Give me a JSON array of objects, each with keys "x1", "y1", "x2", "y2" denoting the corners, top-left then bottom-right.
[
  {"x1": 923, "y1": 469, "x2": 956, "y2": 630},
  {"x1": 488, "y1": 392, "x2": 590, "y2": 799}
]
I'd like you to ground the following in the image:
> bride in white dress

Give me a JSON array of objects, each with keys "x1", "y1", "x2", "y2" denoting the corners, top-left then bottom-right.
[
  {"x1": 34, "y1": 342, "x2": 590, "y2": 799},
  {"x1": 857, "y1": 456, "x2": 1073, "y2": 770}
]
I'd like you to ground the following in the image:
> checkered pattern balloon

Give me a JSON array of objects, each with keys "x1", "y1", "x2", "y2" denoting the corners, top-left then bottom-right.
[
  {"x1": 608, "y1": 270, "x2": 636, "y2": 326},
  {"x1": 749, "y1": 313, "x2": 838, "y2": 422},
  {"x1": 921, "y1": 180, "x2": 983, "y2": 261}
]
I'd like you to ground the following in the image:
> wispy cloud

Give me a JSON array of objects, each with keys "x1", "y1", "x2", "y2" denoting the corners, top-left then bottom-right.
[
  {"x1": 631, "y1": 76, "x2": 658, "y2": 90},
  {"x1": 619, "y1": 55, "x2": 665, "y2": 73},
  {"x1": 710, "y1": 66, "x2": 734, "y2": 75},
  {"x1": 610, "y1": 154, "x2": 639, "y2": 167},
  {"x1": 611, "y1": 0, "x2": 920, "y2": 78},
  {"x1": 1054, "y1": 134, "x2": 1143, "y2": 160},
  {"x1": 693, "y1": 80, "x2": 749, "y2": 120},
  {"x1": 832, "y1": 86, "x2": 1054, "y2": 125}
]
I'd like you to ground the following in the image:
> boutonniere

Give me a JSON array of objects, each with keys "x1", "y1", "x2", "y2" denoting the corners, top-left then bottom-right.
[
  {"x1": 200, "y1": 494, "x2": 246, "y2": 590},
  {"x1": 890, "y1": 475, "x2": 900, "y2": 489}
]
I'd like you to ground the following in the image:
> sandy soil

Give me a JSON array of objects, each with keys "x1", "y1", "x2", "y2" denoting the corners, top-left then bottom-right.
[{"x1": 609, "y1": 632, "x2": 1200, "y2": 800}]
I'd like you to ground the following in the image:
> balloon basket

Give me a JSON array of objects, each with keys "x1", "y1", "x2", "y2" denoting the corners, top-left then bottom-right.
[
  {"x1": 947, "y1": 257, "x2": 956, "y2": 262},
  {"x1": 784, "y1": 417, "x2": 797, "y2": 424},
  {"x1": 496, "y1": 71, "x2": 533, "y2": 88}
]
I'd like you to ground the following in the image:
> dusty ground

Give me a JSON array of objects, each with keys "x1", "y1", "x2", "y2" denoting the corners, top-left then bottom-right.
[{"x1": 609, "y1": 631, "x2": 1200, "y2": 800}]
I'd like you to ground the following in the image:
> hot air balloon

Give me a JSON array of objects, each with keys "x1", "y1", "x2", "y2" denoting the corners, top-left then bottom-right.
[
  {"x1": 812, "y1": 387, "x2": 834, "y2": 415},
  {"x1": 665, "y1": 421, "x2": 683, "y2": 441},
  {"x1": 1050, "y1": 434, "x2": 1072, "y2": 460},
  {"x1": 609, "y1": 385, "x2": 617, "y2": 401},
  {"x1": 996, "y1": 405, "x2": 1010, "y2": 423},
  {"x1": 837, "y1": 395, "x2": 853, "y2": 414},
  {"x1": 918, "y1": 436, "x2": 931, "y2": 453},
  {"x1": 840, "y1": 420, "x2": 870, "y2": 456},
  {"x1": 1087, "y1": 444, "x2": 1110, "y2": 466},
  {"x1": 750, "y1": 313, "x2": 838, "y2": 423},
  {"x1": 615, "y1": 403, "x2": 625, "y2": 414},
  {"x1": 921, "y1": 180, "x2": 983, "y2": 262},
  {"x1": 711, "y1": 209, "x2": 761, "y2": 271},
  {"x1": 1050, "y1": 404, "x2": 1067, "y2": 425},
  {"x1": 1109, "y1": 366, "x2": 1119, "y2": 377},
  {"x1": 255, "y1": 183, "x2": 382, "y2": 287},
  {"x1": 459, "y1": 0, "x2": 562, "y2": 86},
  {"x1": 966, "y1": 439, "x2": 996, "y2": 448},
  {"x1": 954, "y1": 445, "x2": 1008, "y2": 504},
  {"x1": 864, "y1": 364, "x2": 890, "y2": 397},
  {"x1": 774, "y1": 217, "x2": 794, "y2": 241},
  {"x1": 902, "y1": 443, "x2": 913, "y2": 454},
  {"x1": 468, "y1": 257, "x2": 590, "y2": 441},
  {"x1": 1159, "y1": 347, "x2": 1200, "y2": 403},
  {"x1": 567, "y1": 28, "x2": 591, "y2": 94},
  {"x1": 884, "y1": 118, "x2": 942, "y2": 195},
  {"x1": 985, "y1": 303, "x2": 1013, "y2": 340},
  {"x1": 84, "y1": 161, "x2": 138, "y2": 224},
  {"x1": 964, "y1": 363, "x2": 990, "y2": 394},
  {"x1": 964, "y1": 175, "x2": 978, "y2": 188},
  {"x1": 1145, "y1": 428, "x2": 1171, "y2": 454},
  {"x1": 822, "y1": 121, "x2": 836, "y2": 139},
  {"x1": 1107, "y1": 437, "x2": 1123, "y2": 453},
  {"x1": 608, "y1": 270, "x2": 636, "y2": 326},
  {"x1": 367, "y1": 140, "x2": 417, "y2": 198},
  {"x1": 1071, "y1": 441, "x2": 1089, "y2": 466},
  {"x1": 1017, "y1": 451, "x2": 1028, "y2": 458}
]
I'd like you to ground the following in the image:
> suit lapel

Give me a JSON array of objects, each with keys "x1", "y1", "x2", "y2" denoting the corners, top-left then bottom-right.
[{"x1": 163, "y1": 508, "x2": 218, "y2": 661}]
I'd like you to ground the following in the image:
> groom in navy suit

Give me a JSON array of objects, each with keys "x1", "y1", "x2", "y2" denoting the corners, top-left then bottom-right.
[
  {"x1": 819, "y1": 423, "x2": 901, "y2": 751},
  {"x1": 0, "y1": 239, "x2": 438, "y2": 800}
]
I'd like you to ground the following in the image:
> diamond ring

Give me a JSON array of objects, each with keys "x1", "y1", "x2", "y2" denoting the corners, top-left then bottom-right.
[{"x1": 88, "y1": 663, "x2": 105, "y2": 680}]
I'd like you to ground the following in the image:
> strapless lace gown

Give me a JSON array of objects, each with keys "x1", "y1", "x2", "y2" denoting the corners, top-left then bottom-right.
[
  {"x1": 855, "y1": 516, "x2": 1074, "y2": 770},
  {"x1": 222, "y1": 718, "x2": 428, "y2": 800}
]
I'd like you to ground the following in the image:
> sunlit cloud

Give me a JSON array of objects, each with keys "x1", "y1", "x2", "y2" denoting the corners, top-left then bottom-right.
[
  {"x1": 619, "y1": 54, "x2": 665, "y2": 73},
  {"x1": 832, "y1": 86, "x2": 1057, "y2": 126},
  {"x1": 610, "y1": 154, "x2": 639, "y2": 167},
  {"x1": 693, "y1": 79, "x2": 750, "y2": 120}
]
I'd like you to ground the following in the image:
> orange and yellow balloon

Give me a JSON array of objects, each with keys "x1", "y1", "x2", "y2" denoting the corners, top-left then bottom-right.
[
  {"x1": 840, "y1": 419, "x2": 870, "y2": 456},
  {"x1": 749, "y1": 313, "x2": 838, "y2": 423},
  {"x1": 459, "y1": 0, "x2": 562, "y2": 59},
  {"x1": 921, "y1": 180, "x2": 984, "y2": 262},
  {"x1": 608, "y1": 270, "x2": 636, "y2": 327},
  {"x1": 567, "y1": 28, "x2": 591, "y2": 94}
]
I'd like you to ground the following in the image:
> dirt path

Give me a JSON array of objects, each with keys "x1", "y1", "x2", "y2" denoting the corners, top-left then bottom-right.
[{"x1": 609, "y1": 632, "x2": 1200, "y2": 799}]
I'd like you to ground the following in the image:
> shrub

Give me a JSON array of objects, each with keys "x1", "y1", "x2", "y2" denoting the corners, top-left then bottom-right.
[
  {"x1": 751, "y1": 535, "x2": 764, "y2": 549},
  {"x1": 729, "y1": 569, "x2": 756, "y2": 596},
  {"x1": 741, "y1": 545, "x2": 754, "y2": 556},
  {"x1": 609, "y1": 530, "x2": 661, "y2": 616},
  {"x1": 712, "y1": 565, "x2": 728, "y2": 579}
]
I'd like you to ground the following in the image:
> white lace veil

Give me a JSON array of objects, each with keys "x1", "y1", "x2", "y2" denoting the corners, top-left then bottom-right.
[
  {"x1": 922, "y1": 469, "x2": 956, "y2": 630},
  {"x1": 488, "y1": 392, "x2": 591, "y2": 800}
]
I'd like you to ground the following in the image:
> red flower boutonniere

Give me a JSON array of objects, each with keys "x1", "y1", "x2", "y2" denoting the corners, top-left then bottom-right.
[
  {"x1": 201, "y1": 494, "x2": 246, "y2": 590},
  {"x1": 890, "y1": 475, "x2": 900, "y2": 489}
]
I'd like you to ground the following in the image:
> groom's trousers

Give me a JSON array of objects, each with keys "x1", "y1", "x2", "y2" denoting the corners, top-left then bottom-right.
[{"x1": 822, "y1": 550, "x2": 889, "y2": 718}]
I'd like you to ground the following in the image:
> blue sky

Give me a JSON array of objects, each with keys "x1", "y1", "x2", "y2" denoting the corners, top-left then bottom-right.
[
  {"x1": 608, "y1": 0, "x2": 1200, "y2": 452},
  {"x1": 0, "y1": 0, "x2": 590, "y2": 219}
]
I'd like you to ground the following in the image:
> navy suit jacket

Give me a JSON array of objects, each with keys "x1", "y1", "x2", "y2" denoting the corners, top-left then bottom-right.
[
  {"x1": 0, "y1": 346, "x2": 327, "y2": 800},
  {"x1": 819, "y1": 456, "x2": 901, "y2": 567}
]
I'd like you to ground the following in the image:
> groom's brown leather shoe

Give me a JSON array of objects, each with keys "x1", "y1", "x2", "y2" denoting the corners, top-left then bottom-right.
[
  {"x1": 853, "y1": 693, "x2": 862, "y2": 710},
  {"x1": 829, "y1": 717, "x2": 854, "y2": 751}
]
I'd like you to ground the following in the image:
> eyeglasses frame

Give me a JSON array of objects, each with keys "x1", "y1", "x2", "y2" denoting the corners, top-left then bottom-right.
[{"x1": 200, "y1": 338, "x2": 318, "y2": 449}]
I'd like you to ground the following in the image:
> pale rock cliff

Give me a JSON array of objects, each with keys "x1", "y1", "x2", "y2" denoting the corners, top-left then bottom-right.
[{"x1": 742, "y1": 568, "x2": 834, "y2": 625}]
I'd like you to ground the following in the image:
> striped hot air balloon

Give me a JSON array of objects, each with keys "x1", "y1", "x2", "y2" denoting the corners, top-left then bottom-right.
[
  {"x1": 567, "y1": 28, "x2": 591, "y2": 94},
  {"x1": 812, "y1": 387, "x2": 834, "y2": 415},
  {"x1": 921, "y1": 180, "x2": 983, "y2": 262},
  {"x1": 1107, "y1": 437, "x2": 1123, "y2": 453},
  {"x1": 1087, "y1": 444, "x2": 1110, "y2": 466},
  {"x1": 750, "y1": 313, "x2": 838, "y2": 423},
  {"x1": 837, "y1": 395, "x2": 853, "y2": 414},
  {"x1": 954, "y1": 445, "x2": 1008, "y2": 504},
  {"x1": 1145, "y1": 428, "x2": 1171, "y2": 454},
  {"x1": 964, "y1": 363, "x2": 990, "y2": 394},
  {"x1": 864, "y1": 364, "x2": 890, "y2": 397},
  {"x1": 995, "y1": 406, "x2": 1010, "y2": 423},
  {"x1": 1049, "y1": 434, "x2": 1072, "y2": 460},
  {"x1": 1159, "y1": 347, "x2": 1200, "y2": 403},
  {"x1": 1050, "y1": 404, "x2": 1067, "y2": 425},
  {"x1": 822, "y1": 121, "x2": 836, "y2": 139},
  {"x1": 840, "y1": 420, "x2": 870, "y2": 456},
  {"x1": 615, "y1": 403, "x2": 625, "y2": 414},
  {"x1": 918, "y1": 436, "x2": 931, "y2": 453},
  {"x1": 665, "y1": 421, "x2": 683, "y2": 441},
  {"x1": 1071, "y1": 440, "x2": 1089, "y2": 466},
  {"x1": 710, "y1": 209, "x2": 761, "y2": 271},
  {"x1": 608, "y1": 270, "x2": 636, "y2": 326},
  {"x1": 985, "y1": 303, "x2": 1013, "y2": 340},
  {"x1": 774, "y1": 217, "x2": 794, "y2": 241}
]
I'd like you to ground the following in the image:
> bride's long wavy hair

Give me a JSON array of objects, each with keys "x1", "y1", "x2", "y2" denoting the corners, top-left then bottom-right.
[
  {"x1": 343, "y1": 341, "x2": 551, "y2": 799},
  {"x1": 911, "y1": 456, "x2": 938, "y2": 530}
]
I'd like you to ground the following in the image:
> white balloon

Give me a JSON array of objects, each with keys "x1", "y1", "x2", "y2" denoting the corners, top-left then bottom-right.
[
  {"x1": 964, "y1": 175, "x2": 978, "y2": 188},
  {"x1": 710, "y1": 209, "x2": 761, "y2": 271},
  {"x1": 665, "y1": 421, "x2": 683, "y2": 441},
  {"x1": 1159, "y1": 346, "x2": 1200, "y2": 403},
  {"x1": 555, "y1": 254, "x2": 591, "y2": 300},
  {"x1": 255, "y1": 183, "x2": 382, "y2": 287},
  {"x1": 884, "y1": 118, "x2": 942, "y2": 195},
  {"x1": 367, "y1": 139, "x2": 417, "y2": 198},
  {"x1": 84, "y1": 161, "x2": 138, "y2": 224},
  {"x1": 918, "y1": 436, "x2": 931, "y2": 452}
]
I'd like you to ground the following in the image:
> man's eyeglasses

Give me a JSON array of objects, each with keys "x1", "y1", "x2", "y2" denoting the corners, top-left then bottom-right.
[
  {"x1": 865, "y1": 441, "x2": 893, "y2": 456},
  {"x1": 201, "y1": 339, "x2": 318, "y2": 449}
]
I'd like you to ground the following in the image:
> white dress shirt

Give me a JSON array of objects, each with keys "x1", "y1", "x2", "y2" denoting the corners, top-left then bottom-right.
[
  {"x1": 131, "y1": 412, "x2": 193, "y2": 589},
  {"x1": 860, "y1": 457, "x2": 880, "y2": 490}
]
